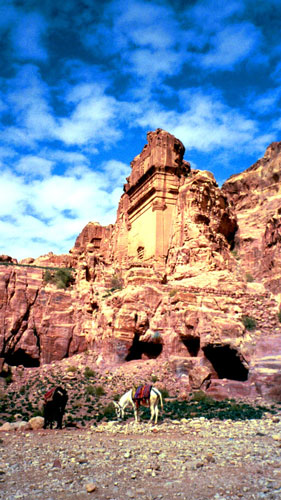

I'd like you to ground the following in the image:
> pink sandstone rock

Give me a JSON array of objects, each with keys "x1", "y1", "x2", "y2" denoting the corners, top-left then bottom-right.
[{"x1": 1, "y1": 130, "x2": 281, "y2": 402}]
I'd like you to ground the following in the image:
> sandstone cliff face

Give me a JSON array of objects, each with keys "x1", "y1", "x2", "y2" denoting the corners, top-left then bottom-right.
[
  {"x1": 222, "y1": 141, "x2": 281, "y2": 294},
  {"x1": 0, "y1": 263, "x2": 87, "y2": 367},
  {"x1": 166, "y1": 169, "x2": 237, "y2": 282},
  {"x1": 1, "y1": 130, "x2": 281, "y2": 402}
]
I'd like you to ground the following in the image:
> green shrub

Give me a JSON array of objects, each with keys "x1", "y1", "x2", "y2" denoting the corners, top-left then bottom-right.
[
  {"x1": 161, "y1": 388, "x2": 169, "y2": 399},
  {"x1": 110, "y1": 274, "x2": 123, "y2": 290},
  {"x1": 32, "y1": 409, "x2": 44, "y2": 417},
  {"x1": 169, "y1": 289, "x2": 178, "y2": 297},
  {"x1": 245, "y1": 273, "x2": 254, "y2": 283},
  {"x1": 43, "y1": 270, "x2": 53, "y2": 283},
  {"x1": 191, "y1": 391, "x2": 215, "y2": 405},
  {"x1": 85, "y1": 385, "x2": 95, "y2": 396},
  {"x1": 151, "y1": 374, "x2": 158, "y2": 383},
  {"x1": 162, "y1": 398, "x2": 271, "y2": 421},
  {"x1": 54, "y1": 269, "x2": 74, "y2": 289},
  {"x1": 94, "y1": 385, "x2": 105, "y2": 397},
  {"x1": 241, "y1": 315, "x2": 257, "y2": 330},
  {"x1": 103, "y1": 403, "x2": 115, "y2": 419},
  {"x1": 84, "y1": 367, "x2": 96, "y2": 379},
  {"x1": 66, "y1": 365, "x2": 77, "y2": 373},
  {"x1": 278, "y1": 311, "x2": 281, "y2": 323},
  {"x1": 43, "y1": 268, "x2": 74, "y2": 289}
]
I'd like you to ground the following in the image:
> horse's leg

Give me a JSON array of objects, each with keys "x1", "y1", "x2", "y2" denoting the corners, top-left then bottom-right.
[
  {"x1": 133, "y1": 403, "x2": 138, "y2": 422},
  {"x1": 150, "y1": 401, "x2": 155, "y2": 423},
  {"x1": 154, "y1": 404, "x2": 159, "y2": 424}
]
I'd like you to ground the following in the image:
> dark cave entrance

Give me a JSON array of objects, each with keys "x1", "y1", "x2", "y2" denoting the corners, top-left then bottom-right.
[
  {"x1": 125, "y1": 333, "x2": 163, "y2": 361},
  {"x1": 203, "y1": 344, "x2": 248, "y2": 381},
  {"x1": 181, "y1": 335, "x2": 200, "y2": 357},
  {"x1": 5, "y1": 349, "x2": 40, "y2": 368}
]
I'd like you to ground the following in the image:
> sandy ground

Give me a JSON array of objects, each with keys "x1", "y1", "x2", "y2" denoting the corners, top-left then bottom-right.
[{"x1": 1, "y1": 413, "x2": 281, "y2": 500}]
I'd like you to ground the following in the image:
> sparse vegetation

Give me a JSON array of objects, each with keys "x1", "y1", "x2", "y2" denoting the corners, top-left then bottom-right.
[
  {"x1": 160, "y1": 397, "x2": 271, "y2": 421},
  {"x1": 169, "y1": 289, "x2": 178, "y2": 297},
  {"x1": 110, "y1": 273, "x2": 123, "y2": 291},
  {"x1": 161, "y1": 387, "x2": 170, "y2": 399},
  {"x1": 85, "y1": 385, "x2": 95, "y2": 396},
  {"x1": 278, "y1": 310, "x2": 281, "y2": 323},
  {"x1": 0, "y1": 390, "x2": 7, "y2": 401},
  {"x1": 192, "y1": 390, "x2": 215, "y2": 405},
  {"x1": 245, "y1": 272, "x2": 254, "y2": 282},
  {"x1": 94, "y1": 385, "x2": 106, "y2": 397},
  {"x1": 43, "y1": 268, "x2": 74, "y2": 289},
  {"x1": 66, "y1": 365, "x2": 78, "y2": 373},
  {"x1": 231, "y1": 249, "x2": 240, "y2": 260},
  {"x1": 0, "y1": 366, "x2": 276, "y2": 428},
  {"x1": 84, "y1": 366, "x2": 96, "y2": 379},
  {"x1": 43, "y1": 269, "x2": 53, "y2": 283},
  {"x1": 102, "y1": 403, "x2": 115, "y2": 419},
  {"x1": 2, "y1": 366, "x2": 13, "y2": 385},
  {"x1": 241, "y1": 315, "x2": 257, "y2": 330}
]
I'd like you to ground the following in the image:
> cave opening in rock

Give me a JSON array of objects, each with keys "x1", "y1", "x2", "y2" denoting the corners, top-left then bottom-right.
[
  {"x1": 125, "y1": 333, "x2": 163, "y2": 361},
  {"x1": 203, "y1": 344, "x2": 248, "y2": 381},
  {"x1": 5, "y1": 349, "x2": 40, "y2": 368},
  {"x1": 181, "y1": 335, "x2": 200, "y2": 356}
]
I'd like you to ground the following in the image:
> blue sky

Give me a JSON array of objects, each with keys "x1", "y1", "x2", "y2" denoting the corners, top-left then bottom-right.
[{"x1": 1, "y1": 0, "x2": 281, "y2": 260}]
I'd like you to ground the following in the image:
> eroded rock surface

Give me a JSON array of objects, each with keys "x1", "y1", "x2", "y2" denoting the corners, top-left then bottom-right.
[
  {"x1": 1, "y1": 130, "x2": 281, "y2": 402},
  {"x1": 222, "y1": 141, "x2": 281, "y2": 293}
]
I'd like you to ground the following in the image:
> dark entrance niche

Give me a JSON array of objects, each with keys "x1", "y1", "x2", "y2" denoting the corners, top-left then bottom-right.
[
  {"x1": 125, "y1": 333, "x2": 163, "y2": 361},
  {"x1": 203, "y1": 344, "x2": 248, "y2": 381},
  {"x1": 4, "y1": 349, "x2": 40, "y2": 368},
  {"x1": 85, "y1": 266, "x2": 91, "y2": 282},
  {"x1": 181, "y1": 335, "x2": 200, "y2": 357}
]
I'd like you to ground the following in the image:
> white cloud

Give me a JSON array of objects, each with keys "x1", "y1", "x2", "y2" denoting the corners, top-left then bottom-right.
[
  {"x1": 248, "y1": 88, "x2": 281, "y2": 115},
  {"x1": 56, "y1": 84, "x2": 122, "y2": 146},
  {"x1": 135, "y1": 90, "x2": 274, "y2": 154},
  {"x1": 0, "y1": 157, "x2": 130, "y2": 260},
  {"x1": 201, "y1": 23, "x2": 261, "y2": 69},
  {"x1": 15, "y1": 156, "x2": 54, "y2": 178},
  {"x1": 127, "y1": 48, "x2": 182, "y2": 78},
  {"x1": 3, "y1": 65, "x2": 56, "y2": 146},
  {"x1": 189, "y1": 0, "x2": 244, "y2": 29},
  {"x1": 1, "y1": 69, "x2": 123, "y2": 150},
  {"x1": 102, "y1": 159, "x2": 130, "y2": 184},
  {"x1": 113, "y1": 0, "x2": 179, "y2": 50}
]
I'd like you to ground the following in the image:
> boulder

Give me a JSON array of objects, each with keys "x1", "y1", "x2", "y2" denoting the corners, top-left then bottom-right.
[{"x1": 28, "y1": 416, "x2": 44, "y2": 430}]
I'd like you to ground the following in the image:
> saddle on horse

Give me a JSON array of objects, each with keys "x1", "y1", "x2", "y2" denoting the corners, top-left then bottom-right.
[
  {"x1": 132, "y1": 384, "x2": 152, "y2": 408},
  {"x1": 44, "y1": 387, "x2": 56, "y2": 404}
]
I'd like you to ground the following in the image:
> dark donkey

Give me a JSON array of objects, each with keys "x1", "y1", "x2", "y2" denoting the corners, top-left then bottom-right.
[{"x1": 43, "y1": 386, "x2": 68, "y2": 429}]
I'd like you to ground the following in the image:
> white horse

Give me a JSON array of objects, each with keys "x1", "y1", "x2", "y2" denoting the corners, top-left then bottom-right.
[{"x1": 113, "y1": 386, "x2": 163, "y2": 424}]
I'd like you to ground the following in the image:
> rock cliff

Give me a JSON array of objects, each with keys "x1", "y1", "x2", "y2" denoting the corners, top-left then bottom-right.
[
  {"x1": 1, "y1": 130, "x2": 281, "y2": 401},
  {"x1": 222, "y1": 142, "x2": 281, "y2": 294}
]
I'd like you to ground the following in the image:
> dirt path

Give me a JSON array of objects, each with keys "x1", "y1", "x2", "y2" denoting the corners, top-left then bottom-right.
[{"x1": 1, "y1": 415, "x2": 281, "y2": 500}]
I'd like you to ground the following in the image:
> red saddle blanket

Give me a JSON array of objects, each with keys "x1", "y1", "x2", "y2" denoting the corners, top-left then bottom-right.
[
  {"x1": 132, "y1": 384, "x2": 152, "y2": 402},
  {"x1": 44, "y1": 388, "x2": 55, "y2": 403}
]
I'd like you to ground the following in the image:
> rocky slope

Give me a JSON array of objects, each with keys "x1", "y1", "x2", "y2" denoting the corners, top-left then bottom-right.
[{"x1": 1, "y1": 130, "x2": 281, "y2": 402}]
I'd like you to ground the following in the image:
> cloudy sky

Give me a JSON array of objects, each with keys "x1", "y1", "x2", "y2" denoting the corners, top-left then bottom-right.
[{"x1": 1, "y1": 0, "x2": 281, "y2": 260}]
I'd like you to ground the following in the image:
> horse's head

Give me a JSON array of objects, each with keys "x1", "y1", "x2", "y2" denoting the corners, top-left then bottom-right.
[{"x1": 113, "y1": 401, "x2": 124, "y2": 421}]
